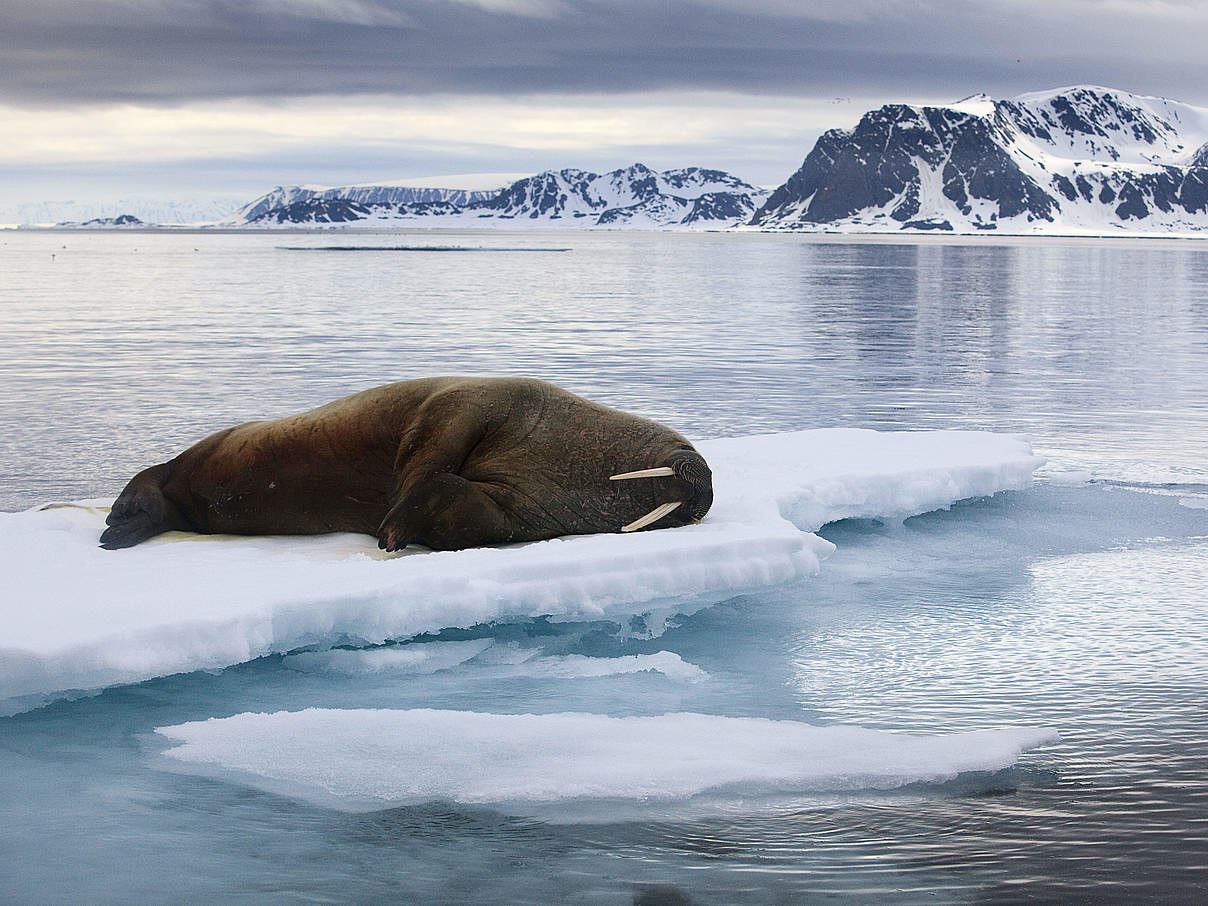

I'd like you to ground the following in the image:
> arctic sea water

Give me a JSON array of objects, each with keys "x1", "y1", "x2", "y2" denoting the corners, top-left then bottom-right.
[{"x1": 1, "y1": 231, "x2": 1206, "y2": 903}]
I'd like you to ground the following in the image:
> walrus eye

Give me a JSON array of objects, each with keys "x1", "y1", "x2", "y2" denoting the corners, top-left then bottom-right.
[
  {"x1": 621, "y1": 500, "x2": 682, "y2": 533},
  {"x1": 609, "y1": 467, "x2": 675, "y2": 480}
]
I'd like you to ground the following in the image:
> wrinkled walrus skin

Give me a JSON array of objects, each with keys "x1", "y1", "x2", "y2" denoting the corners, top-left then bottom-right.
[{"x1": 100, "y1": 377, "x2": 713, "y2": 551}]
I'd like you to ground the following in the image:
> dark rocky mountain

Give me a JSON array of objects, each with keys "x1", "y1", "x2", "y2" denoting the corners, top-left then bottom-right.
[
  {"x1": 254, "y1": 199, "x2": 372, "y2": 224},
  {"x1": 91, "y1": 214, "x2": 142, "y2": 225},
  {"x1": 396, "y1": 200, "x2": 463, "y2": 216},
  {"x1": 750, "y1": 87, "x2": 1208, "y2": 234},
  {"x1": 682, "y1": 191, "x2": 763, "y2": 224},
  {"x1": 54, "y1": 213, "x2": 145, "y2": 228}
]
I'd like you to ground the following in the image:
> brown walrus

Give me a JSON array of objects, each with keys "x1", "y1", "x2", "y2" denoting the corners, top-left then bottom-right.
[{"x1": 99, "y1": 377, "x2": 713, "y2": 551}]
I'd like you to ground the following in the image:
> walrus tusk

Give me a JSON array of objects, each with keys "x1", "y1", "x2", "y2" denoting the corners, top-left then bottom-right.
[
  {"x1": 621, "y1": 500, "x2": 682, "y2": 532},
  {"x1": 610, "y1": 467, "x2": 675, "y2": 480}
]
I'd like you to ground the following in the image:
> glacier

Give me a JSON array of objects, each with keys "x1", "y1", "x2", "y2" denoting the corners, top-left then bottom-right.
[
  {"x1": 154, "y1": 708, "x2": 1058, "y2": 814},
  {"x1": 0, "y1": 428, "x2": 1041, "y2": 714}
]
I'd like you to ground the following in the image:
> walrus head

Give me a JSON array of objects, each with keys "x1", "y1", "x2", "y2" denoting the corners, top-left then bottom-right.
[{"x1": 610, "y1": 448, "x2": 713, "y2": 532}]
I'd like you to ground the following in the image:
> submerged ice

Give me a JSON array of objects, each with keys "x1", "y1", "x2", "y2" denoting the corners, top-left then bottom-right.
[
  {"x1": 284, "y1": 644, "x2": 711, "y2": 683},
  {"x1": 0, "y1": 428, "x2": 1041, "y2": 710}
]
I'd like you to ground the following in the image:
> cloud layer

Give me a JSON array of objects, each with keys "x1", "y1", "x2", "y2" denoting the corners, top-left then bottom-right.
[
  {"x1": 0, "y1": 90, "x2": 875, "y2": 205},
  {"x1": 4, "y1": 0, "x2": 1206, "y2": 107}
]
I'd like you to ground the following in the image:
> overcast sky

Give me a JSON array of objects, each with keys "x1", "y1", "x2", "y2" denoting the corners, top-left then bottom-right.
[{"x1": 4, "y1": 0, "x2": 1208, "y2": 213}]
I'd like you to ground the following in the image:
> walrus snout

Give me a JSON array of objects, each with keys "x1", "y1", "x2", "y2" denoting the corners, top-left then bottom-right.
[{"x1": 670, "y1": 450, "x2": 713, "y2": 522}]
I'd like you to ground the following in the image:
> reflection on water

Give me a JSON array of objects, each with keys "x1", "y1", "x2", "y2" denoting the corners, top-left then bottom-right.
[
  {"x1": 1, "y1": 232, "x2": 1207, "y2": 509},
  {"x1": 1, "y1": 232, "x2": 1207, "y2": 902}
]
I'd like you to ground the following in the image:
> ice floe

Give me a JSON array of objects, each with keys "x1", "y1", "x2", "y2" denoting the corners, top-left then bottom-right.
[
  {"x1": 154, "y1": 708, "x2": 1059, "y2": 813},
  {"x1": 0, "y1": 429, "x2": 1041, "y2": 711}
]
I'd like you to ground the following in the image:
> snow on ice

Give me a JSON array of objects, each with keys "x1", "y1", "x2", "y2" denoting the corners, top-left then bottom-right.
[
  {"x1": 154, "y1": 708, "x2": 1059, "y2": 812},
  {"x1": 0, "y1": 429, "x2": 1042, "y2": 711}
]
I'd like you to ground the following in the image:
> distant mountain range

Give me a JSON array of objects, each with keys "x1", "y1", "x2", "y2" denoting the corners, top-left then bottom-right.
[
  {"x1": 9, "y1": 198, "x2": 241, "y2": 226},
  {"x1": 229, "y1": 164, "x2": 769, "y2": 229},
  {"x1": 230, "y1": 184, "x2": 499, "y2": 223},
  {"x1": 33, "y1": 86, "x2": 1208, "y2": 235}
]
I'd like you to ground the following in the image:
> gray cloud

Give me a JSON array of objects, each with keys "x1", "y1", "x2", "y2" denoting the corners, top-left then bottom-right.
[{"x1": 3, "y1": 0, "x2": 1207, "y2": 108}]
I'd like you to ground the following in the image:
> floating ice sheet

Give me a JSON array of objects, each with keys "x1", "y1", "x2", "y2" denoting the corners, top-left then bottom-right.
[
  {"x1": 0, "y1": 429, "x2": 1041, "y2": 710},
  {"x1": 155, "y1": 708, "x2": 1059, "y2": 813}
]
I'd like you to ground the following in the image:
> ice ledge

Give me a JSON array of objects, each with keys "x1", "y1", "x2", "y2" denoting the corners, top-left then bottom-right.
[{"x1": 0, "y1": 429, "x2": 1041, "y2": 711}]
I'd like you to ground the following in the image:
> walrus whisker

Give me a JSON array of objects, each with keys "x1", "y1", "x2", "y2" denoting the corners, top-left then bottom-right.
[
  {"x1": 621, "y1": 500, "x2": 682, "y2": 533},
  {"x1": 609, "y1": 467, "x2": 675, "y2": 480},
  {"x1": 40, "y1": 502, "x2": 111, "y2": 514}
]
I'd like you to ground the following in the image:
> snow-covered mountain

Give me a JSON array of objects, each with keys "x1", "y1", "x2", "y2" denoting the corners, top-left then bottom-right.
[
  {"x1": 749, "y1": 86, "x2": 1208, "y2": 234},
  {"x1": 230, "y1": 183, "x2": 499, "y2": 223},
  {"x1": 235, "y1": 164, "x2": 768, "y2": 228}
]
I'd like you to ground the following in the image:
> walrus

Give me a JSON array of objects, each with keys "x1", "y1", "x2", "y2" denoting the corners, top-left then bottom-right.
[{"x1": 99, "y1": 377, "x2": 713, "y2": 551}]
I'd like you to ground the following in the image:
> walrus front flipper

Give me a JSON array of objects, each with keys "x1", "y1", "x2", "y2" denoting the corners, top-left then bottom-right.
[
  {"x1": 100, "y1": 463, "x2": 183, "y2": 549},
  {"x1": 377, "y1": 472, "x2": 516, "y2": 552}
]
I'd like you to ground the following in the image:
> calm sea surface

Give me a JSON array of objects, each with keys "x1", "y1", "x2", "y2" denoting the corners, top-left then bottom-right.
[{"x1": 1, "y1": 230, "x2": 1206, "y2": 903}]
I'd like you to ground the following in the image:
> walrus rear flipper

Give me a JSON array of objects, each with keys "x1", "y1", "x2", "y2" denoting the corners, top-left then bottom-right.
[
  {"x1": 99, "y1": 511, "x2": 168, "y2": 550},
  {"x1": 100, "y1": 463, "x2": 182, "y2": 549}
]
